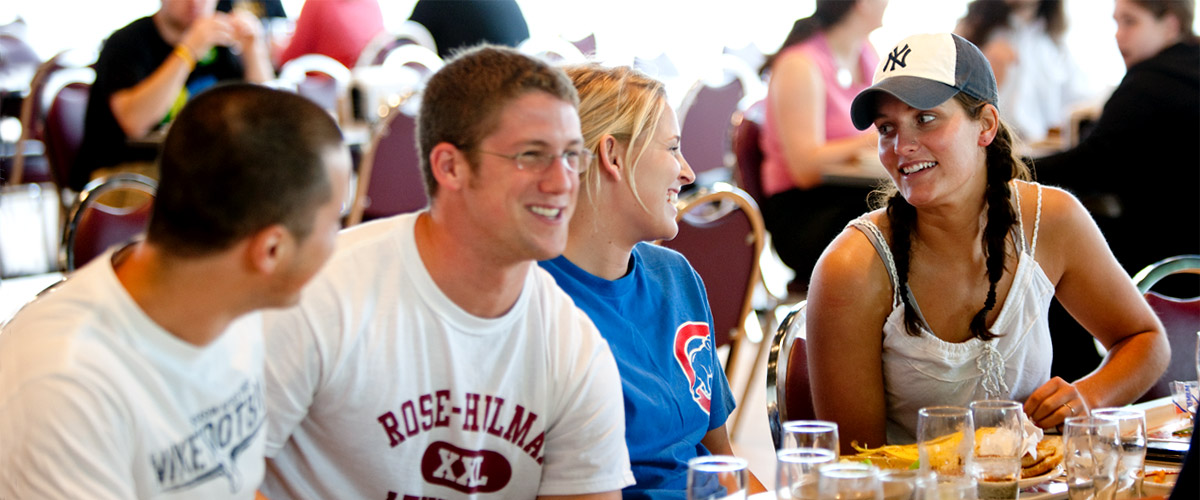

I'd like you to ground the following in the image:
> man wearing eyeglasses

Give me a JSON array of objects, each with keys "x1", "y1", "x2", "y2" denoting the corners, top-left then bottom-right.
[{"x1": 259, "y1": 45, "x2": 633, "y2": 499}]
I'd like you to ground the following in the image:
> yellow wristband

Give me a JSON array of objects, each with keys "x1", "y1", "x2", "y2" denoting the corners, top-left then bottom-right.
[{"x1": 173, "y1": 45, "x2": 196, "y2": 71}]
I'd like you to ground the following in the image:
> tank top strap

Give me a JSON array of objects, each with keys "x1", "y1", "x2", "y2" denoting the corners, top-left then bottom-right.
[
  {"x1": 1009, "y1": 181, "x2": 1045, "y2": 256},
  {"x1": 1031, "y1": 183, "x2": 1043, "y2": 255},
  {"x1": 848, "y1": 217, "x2": 902, "y2": 308}
]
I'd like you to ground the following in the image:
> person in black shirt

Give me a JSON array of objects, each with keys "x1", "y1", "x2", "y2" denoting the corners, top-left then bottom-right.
[
  {"x1": 74, "y1": 0, "x2": 273, "y2": 191},
  {"x1": 408, "y1": 0, "x2": 530, "y2": 59},
  {"x1": 1032, "y1": 0, "x2": 1198, "y2": 382}
]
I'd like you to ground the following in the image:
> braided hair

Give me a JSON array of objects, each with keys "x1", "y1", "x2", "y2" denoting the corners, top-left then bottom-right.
[{"x1": 875, "y1": 93, "x2": 1031, "y2": 340}]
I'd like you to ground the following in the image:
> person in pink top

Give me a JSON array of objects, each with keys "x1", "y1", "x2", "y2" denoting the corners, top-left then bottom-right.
[
  {"x1": 279, "y1": 0, "x2": 385, "y2": 69},
  {"x1": 758, "y1": 0, "x2": 888, "y2": 293}
]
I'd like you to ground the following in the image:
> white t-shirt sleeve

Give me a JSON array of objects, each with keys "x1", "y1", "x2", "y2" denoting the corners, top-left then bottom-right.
[
  {"x1": 537, "y1": 310, "x2": 635, "y2": 496},
  {"x1": 261, "y1": 282, "x2": 338, "y2": 457},
  {"x1": 0, "y1": 376, "x2": 134, "y2": 500}
]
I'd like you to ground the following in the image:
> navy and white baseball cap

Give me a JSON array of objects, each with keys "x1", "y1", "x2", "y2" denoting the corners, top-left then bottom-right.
[{"x1": 850, "y1": 33, "x2": 998, "y2": 130}]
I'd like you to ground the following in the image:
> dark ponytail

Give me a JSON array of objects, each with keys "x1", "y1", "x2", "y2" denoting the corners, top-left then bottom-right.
[
  {"x1": 759, "y1": 0, "x2": 859, "y2": 75},
  {"x1": 876, "y1": 93, "x2": 1031, "y2": 339}
]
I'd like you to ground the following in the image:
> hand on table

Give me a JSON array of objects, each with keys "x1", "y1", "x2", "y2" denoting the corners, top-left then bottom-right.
[{"x1": 1024, "y1": 376, "x2": 1088, "y2": 429}]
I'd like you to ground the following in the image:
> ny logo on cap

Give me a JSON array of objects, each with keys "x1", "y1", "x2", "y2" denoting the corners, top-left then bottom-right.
[{"x1": 882, "y1": 44, "x2": 912, "y2": 72}]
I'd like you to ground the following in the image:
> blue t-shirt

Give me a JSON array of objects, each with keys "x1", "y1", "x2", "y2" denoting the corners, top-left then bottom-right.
[{"x1": 540, "y1": 243, "x2": 736, "y2": 500}]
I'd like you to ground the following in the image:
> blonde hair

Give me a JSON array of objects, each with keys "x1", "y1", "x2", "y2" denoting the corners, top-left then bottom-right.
[{"x1": 565, "y1": 64, "x2": 668, "y2": 213}]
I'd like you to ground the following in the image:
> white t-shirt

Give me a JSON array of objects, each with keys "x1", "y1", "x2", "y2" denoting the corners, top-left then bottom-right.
[
  {"x1": 261, "y1": 212, "x2": 634, "y2": 499},
  {"x1": 994, "y1": 16, "x2": 1094, "y2": 143},
  {"x1": 0, "y1": 251, "x2": 267, "y2": 500}
]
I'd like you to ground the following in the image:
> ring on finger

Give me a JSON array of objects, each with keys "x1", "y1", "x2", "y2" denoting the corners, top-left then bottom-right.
[{"x1": 1063, "y1": 401, "x2": 1076, "y2": 416}]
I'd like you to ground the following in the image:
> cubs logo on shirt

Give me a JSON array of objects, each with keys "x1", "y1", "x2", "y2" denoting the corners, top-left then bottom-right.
[{"x1": 673, "y1": 322, "x2": 714, "y2": 414}]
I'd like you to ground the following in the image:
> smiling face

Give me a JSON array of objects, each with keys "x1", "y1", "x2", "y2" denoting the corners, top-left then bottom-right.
[
  {"x1": 872, "y1": 94, "x2": 993, "y2": 208},
  {"x1": 1114, "y1": 0, "x2": 1182, "y2": 68},
  {"x1": 460, "y1": 91, "x2": 583, "y2": 263},
  {"x1": 619, "y1": 106, "x2": 695, "y2": 244}
]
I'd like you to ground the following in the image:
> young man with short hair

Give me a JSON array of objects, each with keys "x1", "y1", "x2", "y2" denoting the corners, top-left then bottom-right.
[
  {"x1": 261, "y1": 45, "x2": 634, "y2": 499},
  {"x1": 0, "y1": 83, "x2": 350, "y2": 499}
]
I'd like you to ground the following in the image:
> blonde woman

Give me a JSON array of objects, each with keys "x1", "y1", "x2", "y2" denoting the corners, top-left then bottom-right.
[{"x1": 539, "y1": 64, "x2": 766, "y2": 499}]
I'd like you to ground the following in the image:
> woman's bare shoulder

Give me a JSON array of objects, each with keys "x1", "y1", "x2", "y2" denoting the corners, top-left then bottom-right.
[{"x1": 809, "y1": 210, "x2": 893, "y2": 304}]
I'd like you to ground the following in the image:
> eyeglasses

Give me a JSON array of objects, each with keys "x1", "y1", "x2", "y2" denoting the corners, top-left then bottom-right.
[{"x1": 476, "y1": 148, "x2": 594, "y2": 174}]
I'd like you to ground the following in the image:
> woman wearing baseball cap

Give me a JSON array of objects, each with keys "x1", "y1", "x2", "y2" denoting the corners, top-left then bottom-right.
[{"x1": 804, "y1": 32, "x2": 1169, "y2": 450}]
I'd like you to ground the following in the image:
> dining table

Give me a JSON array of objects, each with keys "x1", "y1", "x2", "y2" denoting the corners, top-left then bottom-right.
[{"x1": 749, "y1": 396, "x2": 1189, "y2": 500}]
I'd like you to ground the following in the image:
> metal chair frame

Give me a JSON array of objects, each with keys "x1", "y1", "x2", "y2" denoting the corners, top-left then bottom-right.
[
  {"x1": 765, "y1": 300, "x2": 811, "y2": 449},
  {"x1": 60, "y1": 173, "x2": 157, "y2": 272}
]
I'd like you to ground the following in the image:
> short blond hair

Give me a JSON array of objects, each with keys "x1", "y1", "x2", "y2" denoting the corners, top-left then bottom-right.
[{"x1": 565, "y1": 64, "x2": 668, "y2": 213}]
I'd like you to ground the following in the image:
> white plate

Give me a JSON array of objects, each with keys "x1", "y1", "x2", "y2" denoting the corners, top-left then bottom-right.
[
  {"x1": 1143, "y1": 479, "x2": 1176, "y2": 496},
  {"x1": 1018, "y1": 465, "x2": 1062, "y2": 489}
]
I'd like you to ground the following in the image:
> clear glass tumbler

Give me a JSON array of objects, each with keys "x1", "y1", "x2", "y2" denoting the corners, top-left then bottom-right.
[
  {"x1": 777, "y1": 447, "x2": 836, "y2": 500},
  {"x1": 1064, "y1": 415, "x2": 1119, "y2": 500},
  {"x1": 782, "y1": 420, "x2": 841, "y2": 458},
  {"x1": 687, "y1": 455, "x2": 749, "y2": 500},
  {"x1": 969, "y1": 400, "x2": 1024, "y2": 500},
  {"x1": 917, "y1": 406, "x2": 977, "y2": 500},
  {"x1": 1091, "y1": 408, "x2": 1146, "y2": 499},
  {"x1": 817, "y1": 462, "x2": 883, "y2": 500}
]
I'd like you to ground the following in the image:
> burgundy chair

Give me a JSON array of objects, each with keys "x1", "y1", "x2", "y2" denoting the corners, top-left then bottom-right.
[
  {"x1": 61, "y1": 173, "x2": 156, "y2": 272},
  {"x1": 659, "y1": 186, "x2": 765, "y2": 431},
  {"x1": 678, "y1": 77, "x2": 744, "y2": 182},
  {"x1": 732, "y1": 99, "x2": 766, "y2": 205},
  {"x1": 42, "y1": 81, "x2": 90, "y2": 192},
  {"x1": 277, "y1": 53, "x2": 351, "y2": 118},
  {"x1": 1131, "y1": 255, "x2": 1200, "y2": 403},
  {"x1": 10, "y1": 49, "x2": 95, "y2": 187},
  {"x1": 765, "y1": 300, "x2": 816, "y2": 449},
  {"x1": 355, "y1": 21, "x2": 438, "y2": 68},
  {"x1": 347, "y1": 105, "x2": 427, "y2": 225}
]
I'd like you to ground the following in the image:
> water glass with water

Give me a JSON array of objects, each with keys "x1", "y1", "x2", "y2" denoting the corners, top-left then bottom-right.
[
  {"x1": 782, "y1": 420, "x2": 841, "y2": 458},
  {"x1": 818, "y1": 462, "x2": 883, "y2": 500},
  {"x1": 917, "y1": 406, "x2": 977, "y2": 500},
  {"x1": 687, "y1": 455, "x2": 749, "y2": 500},
  {"x1": 1091, "y1": 408, "x2": 1146, "y2": 499},
  {"x1": 969, "y1": 400, "x2": 1024, "y2": 500},
  {"x1": 1064, "y1": 415, "x2": 1119, "y2": 500},
  {"x1": 878, "y1": 469, "x2": 936, "y2": 500},
  {"x1": 777, "y1": 448, "x2": 836, "y2": 500}
]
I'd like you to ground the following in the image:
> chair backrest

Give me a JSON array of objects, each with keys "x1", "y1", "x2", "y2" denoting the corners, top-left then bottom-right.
[
  {"x1": 0, "y1": 34, "x2": 40, "y2": 95},
  {"x1": 1131, "y1": 255, "x2": 1200, "y2": 402},
  {"x1": 731, "y1": 100, "x2": 766, "y2": 205},
  {"x1": 677, "y1": 55, "x2": 765, "y2": 181},
  {"x1": 42, "y1": 81, "x2": 90, "y2": 190},
  {"x1": 10, "y1": 49, "x2": 95, "y2": 185},
  {"x1": 518, "y1": 36, "x2": 588, "y2": 64},
  {"x1": 660, "y1": 186, "x2": 765, "y2": 377},
  {"x1": 347, "y1": 105, "x2": 427, "y2": 225},
  {"x1": 61, "y1": 173, "x2": 157, "y2": 272},
  {"x1": 277, "y1": 53, "x2": 352, "y2": 117},
  {"x1": 765, "y1": 300, "x2": 816, "y2": 449},
  {"x1": 356, "y1": 21, "x2": 438, "y2": 68}
]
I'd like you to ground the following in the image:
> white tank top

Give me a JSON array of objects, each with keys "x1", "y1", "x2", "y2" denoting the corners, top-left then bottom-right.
[{"x1": 850, "y1": 182, "x2": 1055, "y2": 444}]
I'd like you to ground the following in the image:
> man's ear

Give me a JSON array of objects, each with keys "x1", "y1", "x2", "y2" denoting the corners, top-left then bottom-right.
[
  {"x1": 245, "y1": 224, "x2": 289, "y2": 275},
  {"x1": 597, "y1": 135, "x2": 624, "y2": 182},
  {"x1": 429, "y1": 142, "x2": 469, "y2": 192},
  {"x1": 978, "y1": 103, "x2": 1000, "y2": 147}
]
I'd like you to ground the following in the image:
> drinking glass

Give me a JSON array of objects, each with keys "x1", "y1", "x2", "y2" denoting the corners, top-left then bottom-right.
[
  {"x1": 879, "y1": 469, "x2": 936, "y2": 500},
  {"x1": 818, "y1": 462, "x2": 883, "y2": 500},
  {"x1": 969, "y1": 400, "x2": 1024, "y2": 500},
  {"x1": 782, "y1": 420, "x2": 841, "y2": 458},
  {"x1": 1090, "y1": 408, "x2": 1146, "y2": 499},
  {"x1": 917, "y1": 406, "x2": 977, "y2": 500},
  {"x1": 1064, "y1": 416, "x2": 1119, "y2": 500},
  {"x1": 688, "y1": 455, "x2": 749, "y2": 500},
  {"x1": 777, "y1": 448, "x2": 837, "y2": 500}
]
